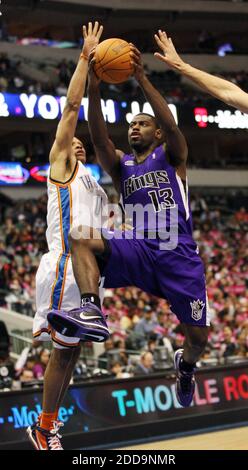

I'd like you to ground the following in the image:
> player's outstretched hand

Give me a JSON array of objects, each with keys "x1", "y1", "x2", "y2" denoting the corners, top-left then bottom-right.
[
  {"x1": 82, "y1": 21, "x2": 103, "y2": 60},
  {"x1": 130, "y1": 44, "x2": 146, "y2": 83},
  {"x1": 154, "y1": 30, "x2": 184, "y2": 71}
]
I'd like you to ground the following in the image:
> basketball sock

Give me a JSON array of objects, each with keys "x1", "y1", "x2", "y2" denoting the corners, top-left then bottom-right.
[
  {"x1": 179, "y1": 357, "x2": 196, "y2": 373},
  {"x1": 81, "y1": 293, "x2": 101, "y2": 310},
  {"x1": 40, "y1": 410, "x2": 58, "y2": 431},
  {"x1": 35, "y1": 410, "x2": 59, "y2": 448}
]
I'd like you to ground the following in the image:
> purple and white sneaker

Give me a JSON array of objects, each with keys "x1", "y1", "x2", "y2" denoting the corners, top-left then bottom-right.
[
  {"x1": 47, "y1": 303, "x2": 110, "y2": 343},
  {"x1": 174, "y1": 349, "x2": 195, "y2": 407}
]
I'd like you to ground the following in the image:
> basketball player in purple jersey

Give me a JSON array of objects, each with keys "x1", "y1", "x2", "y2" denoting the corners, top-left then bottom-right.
[{"x1": 48, "y1": 42, "x2": 210, "y2": 407}]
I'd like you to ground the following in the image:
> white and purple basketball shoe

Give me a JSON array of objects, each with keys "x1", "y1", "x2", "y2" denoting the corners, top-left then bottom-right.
[{"x1": 47, "y1": 303, "x2": 110, "y2": 343}]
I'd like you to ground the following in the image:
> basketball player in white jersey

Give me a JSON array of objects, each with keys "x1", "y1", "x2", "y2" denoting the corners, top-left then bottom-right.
[
  {"x1": 27, "y1": 22, "x2": 109, "y2": 451},
  {"x1": 154, "y1": 30, "x2": 248, "y2": 113}
]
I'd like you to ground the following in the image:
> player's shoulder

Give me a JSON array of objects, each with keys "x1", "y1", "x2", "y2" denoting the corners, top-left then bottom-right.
[{"x1": 119, "y1": 149, "x2": 133, "y2": 163}]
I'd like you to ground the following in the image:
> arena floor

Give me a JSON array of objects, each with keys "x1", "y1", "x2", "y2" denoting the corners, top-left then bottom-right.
[{"x1": 117, "y1": 427, "x2": 248, "y2": 450}]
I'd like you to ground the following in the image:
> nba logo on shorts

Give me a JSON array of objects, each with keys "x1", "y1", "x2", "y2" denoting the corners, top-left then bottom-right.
[{"x1": 190, "y1": 299, "x2": 205, "y2": 321}]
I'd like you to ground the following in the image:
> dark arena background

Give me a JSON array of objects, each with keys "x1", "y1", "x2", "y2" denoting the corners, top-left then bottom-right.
[{"x1": 0, "y1": 0, "x2": 247, "y2": 456}]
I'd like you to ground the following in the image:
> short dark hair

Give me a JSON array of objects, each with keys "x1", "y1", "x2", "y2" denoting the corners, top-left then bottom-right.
[{"x1": 134, "y1": 113, "x2": 161, "y2": 130}]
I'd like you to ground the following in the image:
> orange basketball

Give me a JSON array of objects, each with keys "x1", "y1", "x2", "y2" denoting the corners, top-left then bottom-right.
[{"x1": 93, "y1": 38, "x2": 134, "y2": 84}]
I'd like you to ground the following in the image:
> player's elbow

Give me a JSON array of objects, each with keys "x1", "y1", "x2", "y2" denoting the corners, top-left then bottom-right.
[
  {"x1": 224, "y1": 89, "x2": 248, "y2": 113},
  {"x1": 168, "y1": 123, "x2": 179, "y2": 134},
  {"x1": 64, "y1": 99, "x2": 81, "y2": 113}
]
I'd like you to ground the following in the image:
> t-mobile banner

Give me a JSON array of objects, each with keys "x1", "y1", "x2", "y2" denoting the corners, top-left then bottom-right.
[{"x1": 0, "y1": 364, "x2": 247, "y2": 448}]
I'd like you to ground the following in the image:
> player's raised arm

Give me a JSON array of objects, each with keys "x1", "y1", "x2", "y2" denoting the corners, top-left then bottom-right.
[
  {"x1": 87, "y1": 58, "x2": 123, "y2": 193},
  {"x1": 154, "y1": 30, "x2": 248, "y2": 114},
  {"x1": 130, "y1": 44, "x2": 188, "y2": 177},
  {"x1": 49, "y1": 22, "x2": 103, "y2": 174}
]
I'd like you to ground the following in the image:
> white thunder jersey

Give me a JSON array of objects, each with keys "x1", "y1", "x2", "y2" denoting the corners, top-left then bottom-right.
[
  {"x1": 47, "y1": 161, "x2": 108, "y2": 252},
  {"x1": 46, "y1": 161, "x2": 108, "y2": 310},
  {"x1": 34, "y1": 161, "x2": 108, "y2": 347}
]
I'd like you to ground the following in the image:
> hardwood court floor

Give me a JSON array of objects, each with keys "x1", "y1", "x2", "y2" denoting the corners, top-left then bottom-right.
[{"x1": 118, "y1": 427, "x2": 248, "y2": 450}]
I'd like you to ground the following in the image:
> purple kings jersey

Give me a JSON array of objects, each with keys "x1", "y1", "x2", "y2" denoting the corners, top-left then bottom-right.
[{"x1": 120, "y1": 144, "x2": 193, "y2": 236}]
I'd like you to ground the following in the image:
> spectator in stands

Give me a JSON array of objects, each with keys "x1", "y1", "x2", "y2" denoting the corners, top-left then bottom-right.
[
  {"x1": 112, "y1": 338, "x2": 129, "y2": 362},
  {"x1": 153, "y1": 311, "x2": 169, "y2": 338},
  {"x1": 73, "y1": 359, "x2": 88, "y2": 379},
  {"x1": 172, "y1": 333, "x2": 185, "y2": 352},
  {"x1": 235, "y1": 207, "x2": 248, "y2": 223},
  {"x1": 146, "y1": 337, "x2": 157, "y2": 354},
  {"x1": 0, "y1": 75, "x2": 8, "y2": 91},
  {"x1": 12, "y1": 74, "x2": 25, "y2": 91},
  {"x1": 97, "y1": 337, "x2": 115, "y2": 370},
  {"x1": 0, "y1": 320, "x2": 10, "y2": 358},
  {"x1": 19, "y1": 355, "x2": 36, "y2": 383},
  {"x1": 57, "y1": 59, "x2": 71, "y2": 87},
  {"x1": 120, "y1": 308, "x2": 139, "y2": 332},
  {"x1": 109, "y1": 360, "x2": 131, "y2": 379},
  {"x1": 110, "y1": 360, "x2": 123, "y2": 378},
  {"x1": 219, "y1": 326, "x2": 237, "y2": 358},
  {"x1": 191, "y1": 194, "x2": 208, "y2": 218},
  {"x1": 0, "y1": 349, "x2": 15, "y2": 390},
  {"x1": 134, "y1": 307, "x2": 159, "y2": 348},
  {"x1": 33, "y1": 348, "x2": 50, "y2": 379},
  {"x1": 236, "y1": 330, "x2": 248, "y2": 358},
  {"x1": 133, "y1": 351, "x2": 155, "y2": 376}
]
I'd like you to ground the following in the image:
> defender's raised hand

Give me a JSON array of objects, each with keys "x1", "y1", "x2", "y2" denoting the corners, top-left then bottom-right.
[
  {"x1": 154, "y1": 30, "x2": 184, "y2": 71},
  {"x1": 82, "y1": 21, "x2": 103, "y2": 60}
]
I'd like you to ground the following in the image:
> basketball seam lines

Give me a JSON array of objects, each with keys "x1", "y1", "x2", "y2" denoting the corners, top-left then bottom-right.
[
  {"x1": 95, "y1": 38, "x2": 121, "y2": 66},
  {"x1": 97, "y1": 67, "x2": 130, "y2": 83},
  {"x1": 95, "y1": 46, "x2": 131, "y2": 71}
]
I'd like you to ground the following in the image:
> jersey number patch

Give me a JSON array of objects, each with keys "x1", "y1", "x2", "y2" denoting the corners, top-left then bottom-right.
[{"x1": 148, "y1": 188, "x2": 176, "y2": 212}]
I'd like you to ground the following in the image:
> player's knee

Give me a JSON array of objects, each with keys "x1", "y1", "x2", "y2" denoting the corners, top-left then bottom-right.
[
  {"x1": 53, "y1": 345, "x2": 81, "y2": 368},
  {"x1": 68, "y1": 229, "x2": 84, "y2": 252},
  {"x1": 187, "y1": 327, "x2": 208, "y2": 351}
]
